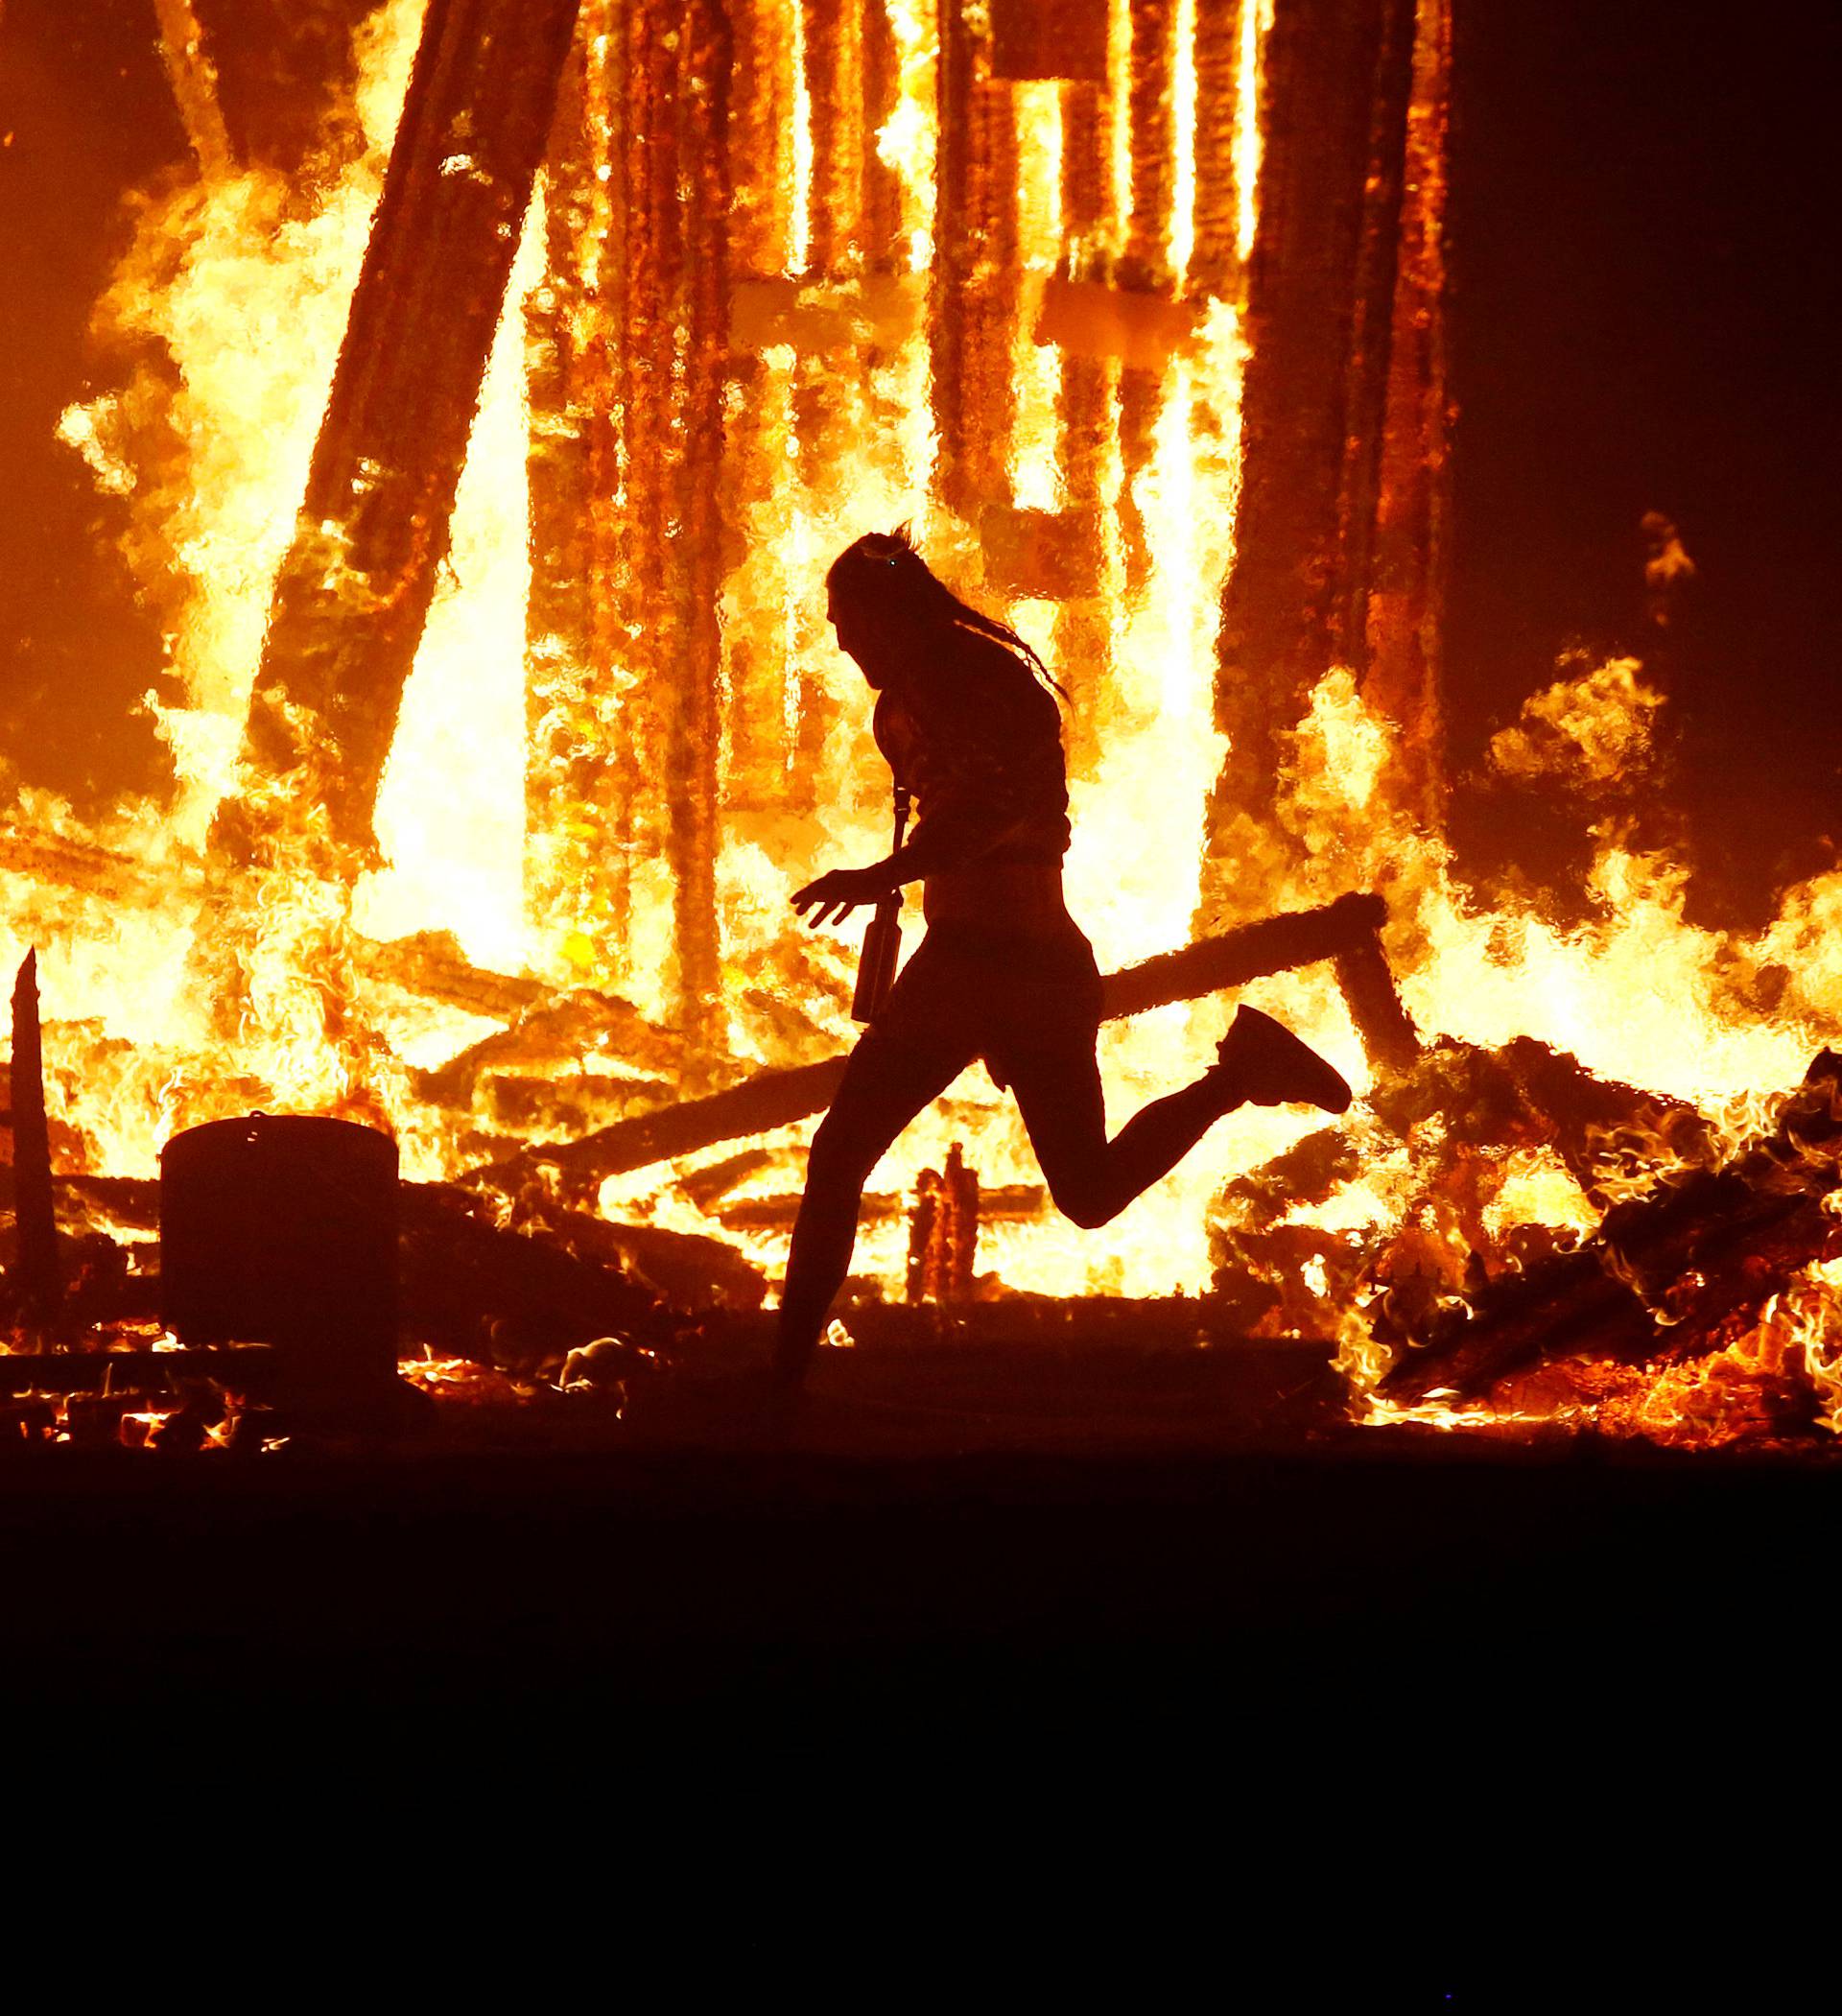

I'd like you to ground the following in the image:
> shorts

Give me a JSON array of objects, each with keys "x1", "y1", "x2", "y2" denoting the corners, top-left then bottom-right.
[{"x1": 866, "y1": 918, "x2": 1104, "y2": 1082}]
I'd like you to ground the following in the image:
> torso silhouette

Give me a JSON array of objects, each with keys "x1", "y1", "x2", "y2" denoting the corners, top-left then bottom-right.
[{"x1": 871, "y1": 624, "x2": 1073, "y2": 932}]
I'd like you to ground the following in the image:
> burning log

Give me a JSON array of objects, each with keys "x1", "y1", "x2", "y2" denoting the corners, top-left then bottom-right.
[
  {"x1": 1379, "y1": 1052, "x2": 1842, "y2": 1407},
  {"x1": 410, "y1": 984, "x2": 688, "y2": 1116},
  {"x1": 232, "y1": 0, "x2": 582, "y2": 853},
  {"x1": 511, "y1": 1055, "x2": 853, "y2": 1191},
  {"x1": 0, "y1": 1344, "x2": 271, "y2": 1401},
  {"x1": 491, "y1": 893, "x2": 1407, "y2": 1190},
  {"x1": 8, "y1": 952, "x2": 62, "y2": 1330},
  {"x1": 354, "y1": 932, "x2": 553, "y2": 1024},
  {"x1": 0, "y1": 825, "x2": 185, "y2": 909},
  {"x1": 1098, "y1": 891, "x2": 1412, "y2": 1052}
]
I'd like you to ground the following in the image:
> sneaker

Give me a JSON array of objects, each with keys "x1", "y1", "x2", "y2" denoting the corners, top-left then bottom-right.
[{"x1": 1216, "y1": 1006, "x2": 1353, "y2": 1114}]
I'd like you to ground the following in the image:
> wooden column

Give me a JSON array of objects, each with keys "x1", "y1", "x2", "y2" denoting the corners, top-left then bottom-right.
[
  {"x1": 1198, "y1": 0, "x2": 1419, "y2": 925},
  {"x1": 596, "y1": 0, "x2": 734, "y2": 1061},
  {"x1": 1363, "y1": 0, "x2": 1452, "y2": 828},
  {"x1": 524, "y1": 8, "x2": 607, "y2": 968},
  {"x1": 1053, "y1": 69, "x2": 1118, "y2": 773},
  {"x1": 1114, "y1": 0, "x2": 1178, "y2": 597},
  {"x1": 861, "y1": 0, "x2": 905, "y2": 271},
  {"x1": 932, "y1": 0, "x2": 1018, "y2": 527},
  {"x1": 803, "y1": 0, "x2": 864, "y2": 276},
  {"x1": 670, "y1": 0, "x2": 734, "y2": 1060}
]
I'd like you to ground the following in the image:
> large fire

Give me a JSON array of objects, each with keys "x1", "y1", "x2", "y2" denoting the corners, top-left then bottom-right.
[{"x1": 6, "y1": 0, "x2": 1842, "y2": 1451}]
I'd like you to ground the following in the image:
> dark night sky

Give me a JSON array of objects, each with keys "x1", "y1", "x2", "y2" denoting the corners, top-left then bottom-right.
[
  {"x1": 2, "y1": 0, "x2": 1839, "y2": 918},
  {"x1": 1445, "y1": 0, "x2": 1842, "y2": 915}
]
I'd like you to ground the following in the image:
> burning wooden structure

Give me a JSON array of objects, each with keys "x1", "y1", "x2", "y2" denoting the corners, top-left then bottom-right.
[{"x1": 5, "y1": 0, "x2": 1842, "y2": 1454}]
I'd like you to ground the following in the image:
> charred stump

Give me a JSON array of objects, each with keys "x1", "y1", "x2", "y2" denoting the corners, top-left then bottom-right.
[{"x1": 1379, "y1": 1051, "x2": 1842, "y2": 1406}]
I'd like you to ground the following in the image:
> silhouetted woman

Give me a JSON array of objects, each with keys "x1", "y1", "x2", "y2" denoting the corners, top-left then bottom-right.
[{"x1": 779, "y1": 530, "x2": 1351, "y2": 1388}]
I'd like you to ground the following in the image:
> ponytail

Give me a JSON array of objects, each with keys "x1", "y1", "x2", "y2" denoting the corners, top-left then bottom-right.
[{"x1": 826, "y1": 526, "x2": 1070, "y2": 701}]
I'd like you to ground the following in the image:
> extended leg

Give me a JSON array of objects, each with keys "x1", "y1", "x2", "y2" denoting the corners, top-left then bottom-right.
[
  {"x1": 1008, "y1": 1008, "x2": 1350, "y2": 1229},
  {"x1": 775, "y1": 1028, "x2": 974, "y2": 1387}
]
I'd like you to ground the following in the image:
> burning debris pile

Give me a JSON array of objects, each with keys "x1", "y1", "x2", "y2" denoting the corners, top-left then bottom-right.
[{"x1": 4, "y1": 0, "x2": 1842, "y2": 1453}]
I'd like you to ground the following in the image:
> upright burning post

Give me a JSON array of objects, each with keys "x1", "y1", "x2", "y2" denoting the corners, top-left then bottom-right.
[
  {"x1": 1199, "y1": 0, "x2": 1434, "y2": 923},
  {"x1": 8, "y1": 952, "x2": 61, "y2": 1332},
  {"x1": 524, "y1": 0, "x2": 733, "y2": 1066},
  {"x1": 230, "y1": 0, "x2": 582, "y2": 856}
]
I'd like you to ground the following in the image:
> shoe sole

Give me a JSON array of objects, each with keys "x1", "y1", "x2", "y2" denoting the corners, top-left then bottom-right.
[{"x1": 1224, "y1": 1007, "x2": 1354, "y2": 1114}]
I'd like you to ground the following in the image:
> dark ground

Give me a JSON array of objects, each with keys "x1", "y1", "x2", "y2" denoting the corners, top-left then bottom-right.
[
  {"x1": 7, "y1": 1406, "x2": 1834, "y2": 1982},
  {"x1": 2, "y1": 1330, "x2": 1830, "y2": 2001}
]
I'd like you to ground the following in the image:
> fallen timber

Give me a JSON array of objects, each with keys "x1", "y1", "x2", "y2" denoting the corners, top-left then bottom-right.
[
  {"x1": 1380, "y1": 1050, "x2": 1842, "y2": 1407},
  {"x1": 483, "y1": 892, "x2": 1415, "y2": 1191},
  {"x1": 230, "y1": 0, "x2": 582, "y2": 854}
]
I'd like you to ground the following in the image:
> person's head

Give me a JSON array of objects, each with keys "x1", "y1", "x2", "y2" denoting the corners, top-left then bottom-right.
[
  {"x1": 824, "y1": 526, "x2": 1062, "y2": 696},
  {"x1": 824, "y1": 528, "x2": 940, "y2": 684}
]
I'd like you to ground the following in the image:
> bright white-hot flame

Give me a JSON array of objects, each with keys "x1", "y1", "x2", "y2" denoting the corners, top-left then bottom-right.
[
  {"x1": 1169, "y1": 0, "x2": 1198, "y2": 284},
  {"x1": 355, "y1": 182, "x2": 547, "y2": 974},
  {"x1": 1011, "y1": 83, "x2": 1064, "y2": 514},
  {"x1": 876, "y1": 0, "x2": 938, "y2": 272},
  {"x1": 1234, "y1": 0, "x2": 1273, "y2": 266}
]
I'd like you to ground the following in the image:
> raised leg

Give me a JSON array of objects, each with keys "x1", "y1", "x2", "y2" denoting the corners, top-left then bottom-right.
[{"x1": 1007, "y1": 1039, "x2": 1246, "y2": 1230}]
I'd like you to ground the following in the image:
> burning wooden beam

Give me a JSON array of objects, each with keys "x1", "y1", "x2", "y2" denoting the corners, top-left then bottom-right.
[
  {"x1": 487, "y1": 892, "x2": 1410, "y2": 1190},
  {"x1": 8, "y1": 952, "x2": 62, "y2": 1330},
  {"x1": 232, "y1": 0, "x2": 582, "y2": 854},
  {"x1": 153, "y1": 0, "x2": 234, "y2": 179}
]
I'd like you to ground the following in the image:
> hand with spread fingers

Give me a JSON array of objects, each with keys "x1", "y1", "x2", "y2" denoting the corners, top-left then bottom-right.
[{"x1": 791, "y1": 865, "x2": 892, "y2": 928}]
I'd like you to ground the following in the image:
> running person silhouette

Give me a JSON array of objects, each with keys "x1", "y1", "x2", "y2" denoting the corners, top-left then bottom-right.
[{"x1": 778, "y1": 530, "x2": 1351, "y2": 1389}]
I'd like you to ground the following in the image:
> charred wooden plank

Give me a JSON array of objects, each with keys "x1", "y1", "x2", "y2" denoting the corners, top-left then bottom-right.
[
  {"x1": 1098, "y1": 891, "x2": 1392, "y2": 1019},
  {"x1": 232, "y1": 0, "x2": 582, "y2": 853},
  {"x1": 523, "y1": 1056, "x2": 853, "y2": 1186},
  {"x1": 0, "y1": 1344, "x2": 272, "y2": 1400},
  {"x1": 397, "y1": 1180, "x2": 684, "y2": 1370},
  {"x1": 8, "y1": 952, "x2": 61, "y2": 1328}
]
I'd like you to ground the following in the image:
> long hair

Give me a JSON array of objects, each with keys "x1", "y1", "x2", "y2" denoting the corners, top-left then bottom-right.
[{"x1": 826, "y1": 526, "x2": 1069, "y2": 700}]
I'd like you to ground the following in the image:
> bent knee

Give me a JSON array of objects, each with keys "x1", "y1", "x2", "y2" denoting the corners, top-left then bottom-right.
[{"x1": 1049, "y1": 1182, "x2": 1118, "y2": 1231}]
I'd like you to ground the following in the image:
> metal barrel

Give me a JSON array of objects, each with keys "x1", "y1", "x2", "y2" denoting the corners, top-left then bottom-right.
[{"x1": 160, "y1": 1114, "x2": 399, "y2": 1402}]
